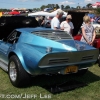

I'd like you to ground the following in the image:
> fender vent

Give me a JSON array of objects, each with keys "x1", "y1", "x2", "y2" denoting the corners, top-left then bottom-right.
[
  {"x1": 48, "y1": 58, "x2": 69, "y2": 65},
  {"x1": 81, "y1": 55, "x2": 93, "y2": 61}
]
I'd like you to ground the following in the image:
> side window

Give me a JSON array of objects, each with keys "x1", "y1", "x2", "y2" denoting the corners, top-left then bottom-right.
[{"x1": 7, "y1": 31, "x2": 21, "y2": 44}]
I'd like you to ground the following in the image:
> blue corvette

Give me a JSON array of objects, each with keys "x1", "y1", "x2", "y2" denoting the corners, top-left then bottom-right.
[{"x1": 0, "y1": 16, "x2": 99, "y2": 87}]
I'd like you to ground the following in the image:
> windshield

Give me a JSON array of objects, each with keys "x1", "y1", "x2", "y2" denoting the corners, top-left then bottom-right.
[
  {"x1": 93, "y1": 21, "x2": 98, "y2": 24},
  {"x1": 32, "y1": 30, "x2": 73, "y2": 41}
]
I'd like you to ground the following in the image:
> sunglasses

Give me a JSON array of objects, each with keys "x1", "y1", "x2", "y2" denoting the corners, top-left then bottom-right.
[{"x1": 68, "y1": 19, "x2": 71, "y2": 20}]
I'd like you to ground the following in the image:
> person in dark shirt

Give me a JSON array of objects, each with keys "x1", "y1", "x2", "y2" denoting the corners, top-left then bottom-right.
[{"x1": 38, "y1": 16, "x2": 45, "y2": 27}]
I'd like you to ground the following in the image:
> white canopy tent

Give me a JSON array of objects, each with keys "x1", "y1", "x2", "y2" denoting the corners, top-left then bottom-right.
[
  {"x1": 49, "y1": 9, "x2": 67, "y2": 17},
  {"x1": 28, "y1": 9, "x2": 67, "y2": 17},
  {"x1": 28, "y1": 11, "x2": 50, "y2": 16}
]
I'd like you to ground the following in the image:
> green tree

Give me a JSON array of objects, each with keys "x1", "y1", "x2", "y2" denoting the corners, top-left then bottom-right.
[
  {"x1": 47, "y1": 4, "x2": 52, "y2": 8},
  {"x1": 65, "y1": 5, "x2": 70, "y2": 9},
  {"x1": 61, "y1": 5, "x2": 64, "y2": 10},
  {"x1": 55, "y1": 4, "x2": 60, "y2": 9},
  {"x1": 96, "y1": 8, "x2": 100, "y2": 14},
  {"x1": 47, "y1": 4, "x2": 55, "y2": 9},
  {"x1": 86, "y1": 3, "x2": 92, "y2": 8},
  {"x1": 40, "y1": 5, "x2": 47, "y2": 10},
  {"x1": 76, "y1": 6, "x2": 81, "y2": 9}
]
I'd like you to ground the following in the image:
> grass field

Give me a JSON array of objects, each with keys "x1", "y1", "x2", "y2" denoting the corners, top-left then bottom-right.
[{"x1": 0, "y1": 64, "x2": 100, "y2": 100}]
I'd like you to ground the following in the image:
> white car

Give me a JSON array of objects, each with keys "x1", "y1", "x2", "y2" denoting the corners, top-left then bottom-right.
[
  {"x1": 93, "y1": 22, "x2": 100, "y2": 28},
  {"x1": 81, "y1": 21, "x2": 100, "y2": 29}
]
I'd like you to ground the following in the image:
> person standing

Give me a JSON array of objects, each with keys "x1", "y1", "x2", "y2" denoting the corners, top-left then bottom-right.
[
  {"x1": 51, "y1": 9, "x2": 64, "y2": 30},
  {"x1": 60, "y1": 14, "x2": 74, "y2": 35},
  {"x1": 38, "y1": 16, "x2": 45, "y2": 27},
  {"x1": 80, "y1": 15, "x2": 96, "y2": 45}
]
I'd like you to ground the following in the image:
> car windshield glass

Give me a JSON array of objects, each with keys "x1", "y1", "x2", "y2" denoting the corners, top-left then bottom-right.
[
  {"x1": 93, "y1": 21, "x2": 98, "y2": 24},
  {"x1": 32, "y1": 30, "x2": 73, "y2": 41}
]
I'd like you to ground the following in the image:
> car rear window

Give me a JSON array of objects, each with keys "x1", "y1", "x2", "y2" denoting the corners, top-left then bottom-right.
[{"x1": 32, "y1": 31, "x2": 73, "y2": 41}]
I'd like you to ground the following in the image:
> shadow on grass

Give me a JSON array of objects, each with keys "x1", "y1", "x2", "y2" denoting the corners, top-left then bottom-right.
[{"x1": 26, "y1": 70, "x2": 100, "y2": 94}]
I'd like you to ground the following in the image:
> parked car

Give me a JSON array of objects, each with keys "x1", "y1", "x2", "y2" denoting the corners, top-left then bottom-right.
[
  {"x1": 92, "y1": 16, "x2": 100, "y2": 28},
  {"x1": 0, "y1": 16, "x2": 99, "y2": 87},
  {"x1": 95, "y1": 16, "x2": 100, "y2": 23},
  {"x1": 92, "y1": 22, "x2": 100, "y2": 28},
  {"x1": 9, "y1": 10, "x2": 20, "y2": 15}
]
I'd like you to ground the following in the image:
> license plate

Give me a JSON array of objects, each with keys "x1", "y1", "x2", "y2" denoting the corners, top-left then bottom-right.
[{"x1": 65, "y1": 66, "x2": 78, "y2": 74}]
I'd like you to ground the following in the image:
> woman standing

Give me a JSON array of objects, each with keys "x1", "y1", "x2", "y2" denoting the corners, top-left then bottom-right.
[
  {"x1": 80, "y1": 15, "x2": 96, "y2": 45},
  {"x1": 60, "y1": 14, "x2": 74, "y2": 35}
]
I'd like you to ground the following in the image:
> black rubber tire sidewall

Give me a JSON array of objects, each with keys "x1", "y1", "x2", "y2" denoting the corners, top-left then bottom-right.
[{"x1": 8, "y1": 55, "x2": 31, "y2": 87}]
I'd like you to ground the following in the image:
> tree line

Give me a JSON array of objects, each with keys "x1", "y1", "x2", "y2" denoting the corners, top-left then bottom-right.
[{"x1": 0, "y1": 3, "x2": 99, "y2": 12}]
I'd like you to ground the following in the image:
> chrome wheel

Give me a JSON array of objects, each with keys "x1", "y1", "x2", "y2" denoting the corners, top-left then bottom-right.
[
  {"x1": 8, "y1": 55, "x2": 31, "y2": 87},
  {"x1": 9, "y1": 61, "x2": 17, "y2": 82}
]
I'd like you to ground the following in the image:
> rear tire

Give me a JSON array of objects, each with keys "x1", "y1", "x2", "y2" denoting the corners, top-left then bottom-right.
[{"x1": 8, "y1": 55, "x2": 31, "y2": 87}]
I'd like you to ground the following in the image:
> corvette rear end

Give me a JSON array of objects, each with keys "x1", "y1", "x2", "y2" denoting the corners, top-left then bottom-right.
[
  {"x1": 0, "y1": 16, "x2": 99, "y2": 87},
  {"x1": 20, "y1": 30, "x2": 99, "y2": 75}
]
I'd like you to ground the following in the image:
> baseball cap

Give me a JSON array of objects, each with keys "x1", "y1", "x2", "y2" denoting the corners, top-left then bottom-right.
[
  {"x1": 66, "y1": 15, "x2": 72, "y2": 19},
  {"x1": 57, "y1": 9, "x2": 64, "y2": 15}
]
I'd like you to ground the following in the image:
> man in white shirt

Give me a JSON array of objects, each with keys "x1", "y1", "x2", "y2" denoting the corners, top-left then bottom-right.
[
  {"x1": 60, "y1": 14, "x2": 74, "y2": 35},
  {"x1": 51, "y1": 9, "x2": 64, "y2": 30}
]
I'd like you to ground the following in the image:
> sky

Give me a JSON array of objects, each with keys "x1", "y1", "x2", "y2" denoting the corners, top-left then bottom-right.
[{"x1": 0, "y1": 0, "x2": 99, "y2": 9}]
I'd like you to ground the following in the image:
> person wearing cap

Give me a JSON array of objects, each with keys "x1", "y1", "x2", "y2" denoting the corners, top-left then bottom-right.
[
  {"x1": 60, "y1": 14, "x2": 74, "y2": 35},
  {"x1": 80, "y1": 15, "x2": 96, "y2": 45},
  {"x1": 51, "y1": 9, "x2": 64, "y2": 30}
]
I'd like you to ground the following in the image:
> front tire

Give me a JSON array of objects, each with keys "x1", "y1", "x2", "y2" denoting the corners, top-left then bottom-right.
[{"x1": 8, "y1": 55, "x2": 31, "y2": 87}]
